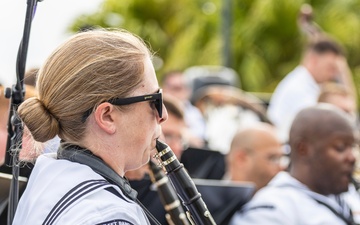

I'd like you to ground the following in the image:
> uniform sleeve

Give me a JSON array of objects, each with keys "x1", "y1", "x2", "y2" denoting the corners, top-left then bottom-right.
[
  {"x1": 229, "y1": 203, "x2": 294, "y2": 225},
  {"x1": 229, "y1": 188, "x2": 297, "y2": 225}
]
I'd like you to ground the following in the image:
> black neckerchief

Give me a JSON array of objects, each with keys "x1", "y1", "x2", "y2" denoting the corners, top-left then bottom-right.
[
  {"x1": 57, "y1": 144, "x2": 161, "y2": 225},
  {"x1": 57, "y1": 145, "x2": 138, "y2": 200}
]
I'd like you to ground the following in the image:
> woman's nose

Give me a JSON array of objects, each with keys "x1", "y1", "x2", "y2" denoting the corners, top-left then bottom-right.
[{"x1": 159, "y1": 103, "x2": 168, "y2": 123}]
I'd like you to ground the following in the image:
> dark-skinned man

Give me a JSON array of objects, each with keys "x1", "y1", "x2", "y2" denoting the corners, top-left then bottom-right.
[{"x1": 230, "y1": 104, "x2": 357, "y2": 225}]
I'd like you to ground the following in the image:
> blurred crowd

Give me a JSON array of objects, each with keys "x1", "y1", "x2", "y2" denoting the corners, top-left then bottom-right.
[{"x1": 140, "y1": 34, "x2": 360, "y2": 224}]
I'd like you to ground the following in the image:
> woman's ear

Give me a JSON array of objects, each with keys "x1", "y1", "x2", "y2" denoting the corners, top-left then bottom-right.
[{"x1": 94, "y1": 102, "x2": 117, "y2": 134}]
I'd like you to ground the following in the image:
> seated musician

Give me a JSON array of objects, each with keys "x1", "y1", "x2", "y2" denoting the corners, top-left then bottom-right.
[
  {"x1": 224, "y1": 122, "x2": 286, "y2": 192},
  {"x1": 230, "y1": 104, "x2": 357, "y2": 225}
]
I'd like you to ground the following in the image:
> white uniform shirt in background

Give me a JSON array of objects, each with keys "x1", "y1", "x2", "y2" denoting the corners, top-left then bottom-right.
[
  {"x1": 267, "y1": 66, "x2": 320, "y2": 143},
  {"x1": 230, "y1": 171, "x2": 353, "y2": 225}
]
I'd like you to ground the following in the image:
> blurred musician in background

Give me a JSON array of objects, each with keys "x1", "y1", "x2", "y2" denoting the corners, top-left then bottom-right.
[
  {"x1": 267, "y1": 36, "x2": 356, "y2": 144},
  {"x1": 162, "y1": 70, "x2": 207, "y2": 148},
  {"x1": 317, "y1": 82, "x2": 358, "y2": 124},
  {"x1": 230, "y1": 104, "x2": 357, "y2": 225},
  {"x1": 316, "y1": 82, "x2": 360, "y2": 223},
  {"x1": 224, "y1": 122, "x2": 287, "y2": 193},
  {"x1": 161, "y1": 94, "x2": 189, "y2": 159}
]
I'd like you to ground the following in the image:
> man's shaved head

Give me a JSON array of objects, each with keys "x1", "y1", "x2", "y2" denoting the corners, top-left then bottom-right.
[
  {"x1": 288, "y1": 103, "x2": 356, "y2": 195},
  {"x1": 227, "y1": 122, "x2": 283, "y2": 191},
  {"x1": 289, "y1": 103, "x2": 353, "y2": 157}
]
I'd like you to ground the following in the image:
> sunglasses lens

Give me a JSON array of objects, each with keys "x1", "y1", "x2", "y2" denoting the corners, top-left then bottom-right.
[
  {"x1": 156, "y1": 99, "x2": 162, "y2": 118},
  {"x1": 156, "y1": 90, "x2": 163, "y2": 118}
]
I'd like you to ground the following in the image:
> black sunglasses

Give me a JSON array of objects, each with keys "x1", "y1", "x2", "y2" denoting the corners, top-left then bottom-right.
[{"x1": 82, "y1": 89, "x2": 163, "y2": 123}]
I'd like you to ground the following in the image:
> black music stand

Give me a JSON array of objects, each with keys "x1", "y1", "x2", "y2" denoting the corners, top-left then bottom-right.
[
  {"x1": 193, "y1": 179, "x2": 255, "y2": 225},
  {"x1": 130, "y1": 176, "x2": 255, "y2": 225},
  {"x1": 180, "y1": 147, "x2": 226, "y2": 180}
]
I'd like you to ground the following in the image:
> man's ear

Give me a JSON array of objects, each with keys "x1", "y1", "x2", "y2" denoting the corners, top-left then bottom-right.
[
  {"x1": 295, "y1": 140, "x2": 310, "y2": 157},
  {"x1": 234, "y1": 149, "x2": 251, "y2": 163},
  {"x1": 94, "y1": 102, "x2": 117, "y2": 134}
]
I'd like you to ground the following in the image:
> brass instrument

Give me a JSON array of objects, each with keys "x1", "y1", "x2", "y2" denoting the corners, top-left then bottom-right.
[{"x1": 154, "y1": 140, "x2": 217, "y2": 225}]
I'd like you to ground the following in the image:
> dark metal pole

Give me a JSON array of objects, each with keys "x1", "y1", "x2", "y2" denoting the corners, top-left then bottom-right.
[
  {"x1": 6, "y1": 0, "x2": 40, "y2": 224},
  {"x1": 221, "y1": 0, "x2": 232, "y2": 68}
]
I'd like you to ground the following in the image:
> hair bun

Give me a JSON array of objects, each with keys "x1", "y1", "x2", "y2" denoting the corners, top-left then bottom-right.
[{"x1": 17, "y1": 97, "x2": 59, "y2": 142}]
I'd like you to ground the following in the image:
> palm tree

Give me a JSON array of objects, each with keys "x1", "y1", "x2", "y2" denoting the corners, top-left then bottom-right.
[{"x1": 69, "y1": 0, "x2": 360, "y2": 100}]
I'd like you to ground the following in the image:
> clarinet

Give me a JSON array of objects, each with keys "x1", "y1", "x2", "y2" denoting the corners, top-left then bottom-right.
[
  {"x1": 148, "y1": 160, "x2": 190, "y2": 225},
  {"x1": 154, "y1": 140, "x2": 217, "y2": 225}
]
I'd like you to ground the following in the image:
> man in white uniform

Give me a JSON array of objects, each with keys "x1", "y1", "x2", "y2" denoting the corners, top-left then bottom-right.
[
  {"x1": 230, "y1": 104, "x2": 357, "y2": 225},
  {"x1": 267, "y1": 37, "x2": 355, "y2": 143}
]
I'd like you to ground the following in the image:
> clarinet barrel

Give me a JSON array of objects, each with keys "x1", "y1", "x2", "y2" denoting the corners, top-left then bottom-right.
[
  {"x1": 148, "y1": 160, "x2": 190, "y2": 225},
  {"x1": 154, "y1": 140, "x2": 217, "y2": 225}
]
